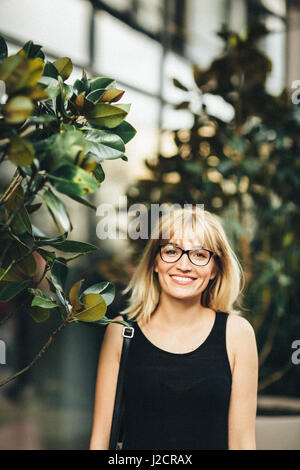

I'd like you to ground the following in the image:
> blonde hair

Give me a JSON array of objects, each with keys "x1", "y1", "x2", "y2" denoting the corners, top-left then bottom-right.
[{"x1": 120, "y1": 206, "x2": 245, "y2": 323}]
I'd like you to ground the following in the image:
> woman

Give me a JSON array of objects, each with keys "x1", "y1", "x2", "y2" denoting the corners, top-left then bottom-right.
[{"x1": 89, "y1": 206, "x2": 258, "y2": 450}]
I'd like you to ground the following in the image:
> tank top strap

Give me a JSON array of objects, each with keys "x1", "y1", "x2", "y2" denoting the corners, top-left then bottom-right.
[{"x1": 209, "y1": 310, "x2": 229, "y2": 344}]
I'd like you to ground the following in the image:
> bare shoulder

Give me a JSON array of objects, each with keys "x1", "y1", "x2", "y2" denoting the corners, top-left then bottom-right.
[
  {"x1": 226, "y1": 313, "x2": 257, "y2": 353},
  {"x1": 103, "y1": 315, "x2": 125, "y2": 363}
]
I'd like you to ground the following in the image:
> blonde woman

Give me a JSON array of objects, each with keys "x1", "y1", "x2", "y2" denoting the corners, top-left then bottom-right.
[{"x1": 90, "y1": 207, "x2": 258, "y2": 450}]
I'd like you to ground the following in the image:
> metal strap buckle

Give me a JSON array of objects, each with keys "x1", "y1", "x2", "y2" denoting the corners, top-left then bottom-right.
[{"x1": 123, "y1": 326, "x2": 134, "y2": 338}]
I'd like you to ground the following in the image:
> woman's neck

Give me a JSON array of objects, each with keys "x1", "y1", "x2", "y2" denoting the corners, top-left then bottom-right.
[{"x1": 151, "y1": 292, "x2": 211, "y2": 329}]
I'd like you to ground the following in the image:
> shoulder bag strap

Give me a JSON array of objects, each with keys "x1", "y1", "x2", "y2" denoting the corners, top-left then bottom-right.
[{"x1": 108, "y1": 314, "x2": 135, "y2": 450}]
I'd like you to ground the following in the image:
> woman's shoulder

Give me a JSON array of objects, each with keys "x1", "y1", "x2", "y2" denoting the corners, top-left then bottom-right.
[{"x1": 226, "y1": 313, "x2": 257, "y2": 348}]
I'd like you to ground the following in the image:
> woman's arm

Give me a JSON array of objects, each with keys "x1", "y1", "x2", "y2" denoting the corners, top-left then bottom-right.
[
  {"x1": 227, "y1": 314, "x2": 259, "y2": 450},
  {"x1": 89, "y1": 315, "x2": 124, "y2": 450}
]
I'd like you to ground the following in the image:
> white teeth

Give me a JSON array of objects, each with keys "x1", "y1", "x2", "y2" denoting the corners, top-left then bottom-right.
[{"x1": 171, "y1": 276, "x2": 195, "y2": 282}]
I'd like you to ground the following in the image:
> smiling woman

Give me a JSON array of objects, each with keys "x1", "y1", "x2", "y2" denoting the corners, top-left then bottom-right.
[{"x1": 89, "y1": 206, "x2": 258, "y2": 450}]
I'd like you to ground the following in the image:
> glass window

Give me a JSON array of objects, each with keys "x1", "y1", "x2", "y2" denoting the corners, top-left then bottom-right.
[
  {"x1": 136, "y1": 0, "x2": 163, "y2": 34},
  {"x1": 0, "y1": 0, "x2": 91, "y2": 65},
  {"x1": 94, "y1": 11, "x2": 162, "y2": 94}
]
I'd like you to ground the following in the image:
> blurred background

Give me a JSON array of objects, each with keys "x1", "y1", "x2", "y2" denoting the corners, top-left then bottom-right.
[{"x1": 0, "y1": 0, "x2": 300, "y2": 450}]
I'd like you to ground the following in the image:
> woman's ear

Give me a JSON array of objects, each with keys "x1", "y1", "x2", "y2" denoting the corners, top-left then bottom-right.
[{"x1": 209, "y1": 269, "x2": 217, "y2": 281}]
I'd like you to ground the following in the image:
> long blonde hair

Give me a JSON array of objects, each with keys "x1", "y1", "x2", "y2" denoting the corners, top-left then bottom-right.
[{"x1": 120, "y1": 206, "x2": 245, "y2": 323}]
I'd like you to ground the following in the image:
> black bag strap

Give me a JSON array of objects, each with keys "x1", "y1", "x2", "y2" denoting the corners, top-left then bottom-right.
[{"x1": 109, "y1": 314, "x2": 135, "y2": 450}]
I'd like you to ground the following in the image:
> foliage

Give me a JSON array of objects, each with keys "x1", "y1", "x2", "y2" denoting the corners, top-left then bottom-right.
[
  {"x1": 0, "y1": 37, "x2": 136, "y2": 386},
  {"x1": 123, "y1": 23, "x2": 300, "y2": 393}
]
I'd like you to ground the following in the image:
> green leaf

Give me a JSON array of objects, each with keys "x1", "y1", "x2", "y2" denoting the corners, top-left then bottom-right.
[
  {"x1": 38, "y1": 76, "x2": 60, "y2": 99},
  {"x1": 93, "y1": 164, "x2": 105, "y2": 183},
  {"x1": 0, "y1": 280, "x2": 30, "y2": 302},
  {"x1": 86, "y1": 103, "x2": 131, "y2": 129},
  {"x1": 53, "y1": 57, "x2": 73, "y2": 81},
  {"x1": 84, "y1": 129, "x2": 125, "y2": 162},
  {"x1": 0, "y1": 36, "x2": 8, "y2": 64},
  {"x1": 51, "y1": 259, "x2": 68, "y2": 295},
  {"x1": 86, "y1": 88, "x2": 106, "y2": 104},
  {"x1": 48, "y1": 240, "x2": 98, "y2": 253},
  {"x1": 28, "y1": 288, "x2": 59, "y2": 309},
  {"x1": 67, "y1": 194, "x2": 97, "y2": 210},
  {"x1": 3, "y1": 96, "x2": 33, "y2": 124},
  {"x1": 82, "y1": 281, "x2": 115, "y2": 306},
  {"x1": 49, "y1": 165, "x2": 100, "y2": 197},
  {"x1": 110, "y1": 120, "x2": 137, "y2": 144},
  {"x1": 37, "y1": 247, "x2": 56, "y2": 263},
  {"x1": 10, "y1": 205, "x2": 32, "y2": 235},
  {"x1": 21, "y1": 40, "x2": 44, "y2": 59},
  {"x1": 28, "y1": 305, "x2": 50, "y2": 322},
  {"x1": 35, "y1": 129, "x2": 86, "y2": 172},
  {"x1": 8, "y1": 136, "x2": 35, "y2": 166},
  {"x1": 74, "y1": 293, "x2": 107, "y2": 322},
  {"x1": 42, "y1": 188, "x2": 71, "y2": 233},
  {"x1": 10, "y1": 241, "x2": 37, "y2": 276},
  {"x1": 43, "y1": 61, "x2": 59, "y2": 79},
  {"x1": 88, "y1": 77, "x2": 116, "y2": 91}
]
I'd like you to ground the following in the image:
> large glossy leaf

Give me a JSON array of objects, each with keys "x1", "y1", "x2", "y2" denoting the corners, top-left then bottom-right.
[
  {"x1": 47, "y1": 240, "x2": 98, "y2": 253},
  {"x1": 35, "y1": 129, "x2": 86, "y2": 171},
  {"x1": 42, "y1": 188, "x2": 71, "y2": 233},
  {"x1": 82, "y1": 281, "x2": 115, "y2": 306},
  {"x1": 74, "y1": 293, "x2": 107, "y2": 322},
  {"x1": 86, "y1": 103, "x2": 130, "y2": 129},
  {"x1": 84, "y1": 129, "x2": 125, "y2": 162},
  {"x1": 10, "y1": 205, "x2": 32, "y2": 235},
  {"x1": 49, "y1": 165, "x2": 100, "y2": 197},
  {"x1": 0, "y1": 280, "x2": 30, "y2": 302},
  {"x1": 109, "y1": 120, "x2": 137, "y2": 144},
  {"x1": 50, "y1": 259, "x2": 68, "y2": 295},
  {"x1": 88, "y1": 77, "x2": 116, "y2": 91},
  {"x1": 8, "y1": 136, "x2": 35, "y2": 166}
]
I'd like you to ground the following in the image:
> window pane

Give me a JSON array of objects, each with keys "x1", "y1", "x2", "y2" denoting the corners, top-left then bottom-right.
[
  {"x1": 136, "y1": 0, "x2": 163, "y2": 34},
  {"x1": 94, "y1": 11, "x2": 162, "y2": 94},
  {"x1": 0, "y1": 0, "x2": 91, "y2": 65}
]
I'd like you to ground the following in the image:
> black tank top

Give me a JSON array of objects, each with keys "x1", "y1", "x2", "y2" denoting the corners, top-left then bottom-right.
[{"x1": 122, "y1": 311, "x2": 232, "y2": 450}]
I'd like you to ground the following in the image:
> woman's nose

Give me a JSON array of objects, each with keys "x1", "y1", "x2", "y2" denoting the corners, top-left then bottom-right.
[{"x1": 176, "y1": 252, "x2": 192, "y2": 269}]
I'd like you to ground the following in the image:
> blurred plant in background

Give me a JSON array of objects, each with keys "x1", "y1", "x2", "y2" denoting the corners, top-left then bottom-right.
[
  {"x1": 118, "y1": 22, "x2": 299, "y2": 395},
  {"x1": 0, "y1": 36, "x2": 136, "y2": 387}
]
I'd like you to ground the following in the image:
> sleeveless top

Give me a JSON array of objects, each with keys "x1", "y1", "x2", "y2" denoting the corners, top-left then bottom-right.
[{"x1": 121, "y1": 311, "x2": 232, "y2": 450}]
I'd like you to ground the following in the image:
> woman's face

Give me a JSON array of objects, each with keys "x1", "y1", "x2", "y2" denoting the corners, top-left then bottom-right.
[{"x1": 154, "y1": 237, "x2": 217, "y2": 301}]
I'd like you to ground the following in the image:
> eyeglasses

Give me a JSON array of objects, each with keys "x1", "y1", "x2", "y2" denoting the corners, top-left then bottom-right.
[{"x1": 158, "y1": 243, "x2": 215, "y2": 267}]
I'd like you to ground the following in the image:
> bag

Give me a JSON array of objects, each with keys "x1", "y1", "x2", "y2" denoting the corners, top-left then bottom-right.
[{"x1": 109, "y1": 314, "x2": 135, "y2": 450}]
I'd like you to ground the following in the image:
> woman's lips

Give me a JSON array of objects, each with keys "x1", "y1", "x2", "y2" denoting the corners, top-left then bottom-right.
[{"x1": 169, "y1": 275, "x2": 196, "y2": 285}]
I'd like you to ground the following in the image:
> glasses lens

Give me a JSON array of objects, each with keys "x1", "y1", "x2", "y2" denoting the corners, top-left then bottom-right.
[
  {"x1": 189, "y1": 249, "x2": 211, "y2": 266},
  {"x1": 160, "y1": 244, "x2": 181, "y2": 262}
]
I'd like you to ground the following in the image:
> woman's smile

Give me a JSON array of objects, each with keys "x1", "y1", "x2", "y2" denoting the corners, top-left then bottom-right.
[{"x1": 169, "y1": 274, "x2": 197, "y2": 285}]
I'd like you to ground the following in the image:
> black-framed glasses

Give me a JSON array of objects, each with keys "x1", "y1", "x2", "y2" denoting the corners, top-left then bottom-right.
[{"x1": 158, "y1": 243, "x2": 215, "y2": 267}]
